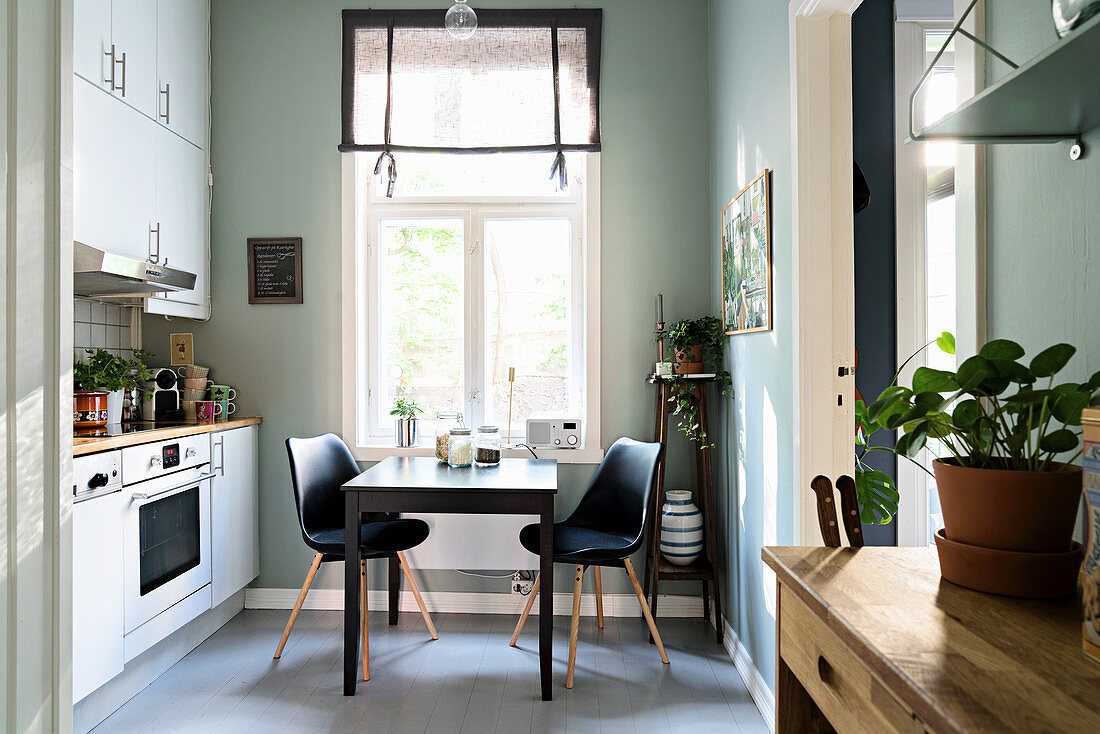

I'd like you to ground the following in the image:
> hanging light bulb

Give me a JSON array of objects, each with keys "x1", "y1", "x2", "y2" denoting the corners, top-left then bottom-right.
[{"x1": 445, "y1": 0, "x2": 477, "y2": 40}]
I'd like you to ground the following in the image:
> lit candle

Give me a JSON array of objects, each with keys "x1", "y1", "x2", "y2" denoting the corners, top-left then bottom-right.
[{"x1": 656, "y1": 293, "x2": 663, "y2": 323}]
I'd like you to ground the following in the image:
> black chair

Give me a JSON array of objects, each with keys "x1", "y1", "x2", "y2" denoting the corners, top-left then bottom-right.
[
  {"x1": 508, "y1": 437, "x2": 668, "y2": 688},
  {"x1": 274, "y1": 433, "x2": 437, "y2": 680}
]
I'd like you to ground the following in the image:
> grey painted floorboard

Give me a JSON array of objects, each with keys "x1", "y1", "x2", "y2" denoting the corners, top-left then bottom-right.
[{"x1": 92, "y1": 609, "x2": 768, "y2": 734}]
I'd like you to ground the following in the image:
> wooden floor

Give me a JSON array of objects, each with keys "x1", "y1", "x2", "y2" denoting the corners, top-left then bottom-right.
[{"x1": 92, "y1": 609, "x2": 769, "y2": 734}]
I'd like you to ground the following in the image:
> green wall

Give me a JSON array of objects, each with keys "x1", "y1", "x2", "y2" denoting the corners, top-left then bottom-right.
[
  {"x1": 143, "y1": 0, "x2": 714, "y2": 596},
  {"x1": 706, "y1": 0, "x2": 797, "y2": 693}
]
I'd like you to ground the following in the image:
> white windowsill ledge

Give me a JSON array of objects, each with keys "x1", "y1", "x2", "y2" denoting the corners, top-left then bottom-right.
[{"x1": 351, "y1": 445, "x2": 605, "y2": 464}]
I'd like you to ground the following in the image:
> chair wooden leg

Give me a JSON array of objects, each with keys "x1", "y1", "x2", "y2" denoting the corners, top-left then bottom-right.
[
  {"x1": 361, "y1": 560, "x2": 370, "y2": 681},
  {"x1": 508, "y1": 573, "x2": 540, "y2": 647},
  {"x1": 396, "y1": 551, "x2": 438, "y2": 641},
  {"x1": 593, "y1": 566, "x2": 604, "y2": 629},
  {"x1": 624, "y1": 558, "x2": 669, "y2": 664},
  {"x1": 566, "y1": 564, "x2": 585, "y2": 689},
  {"x1": 273, "y1": 552, "x2": 322, "y2": 659}
]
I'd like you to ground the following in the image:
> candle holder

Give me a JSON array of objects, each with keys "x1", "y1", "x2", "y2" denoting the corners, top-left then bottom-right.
[{"x1": 654, "y1": 321, "x2": 673, "y2": 376}]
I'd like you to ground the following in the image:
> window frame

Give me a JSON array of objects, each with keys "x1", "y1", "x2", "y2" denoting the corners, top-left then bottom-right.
[{"x1": 341, "y1": 151, "x2": 603, "y2": 463}]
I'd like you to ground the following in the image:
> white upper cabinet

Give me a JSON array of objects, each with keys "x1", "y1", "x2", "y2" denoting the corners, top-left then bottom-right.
[
  {"x1": 156, "y1": 0, "x2": 208, "y2": 147},
  {"x1": 74, "y1": 77, "x2": 157, "y2": 263},
  {"x1": 110, "y1": 0, "x2": 159, "y2": 118},
  {"x1": 74, "y1": 0, "x2": 112, "y2": 90},
  {"x1": 146, "y1": 128, "x2": 208, "y2": 315}
]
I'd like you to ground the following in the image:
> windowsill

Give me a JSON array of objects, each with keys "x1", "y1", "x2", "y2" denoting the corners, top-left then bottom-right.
[{"x1": 350, "y1": 444, "x2": 605, "y2": 464}]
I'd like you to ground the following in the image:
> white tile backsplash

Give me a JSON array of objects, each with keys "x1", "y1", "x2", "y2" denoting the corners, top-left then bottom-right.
[{"x1": 74, "y1": 298, "x2": 137, "y2": 361}]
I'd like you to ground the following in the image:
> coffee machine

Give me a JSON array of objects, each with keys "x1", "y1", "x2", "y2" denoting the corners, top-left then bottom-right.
[{"x1": 141, "y1": 368, "x2": 184, "y2": 422}]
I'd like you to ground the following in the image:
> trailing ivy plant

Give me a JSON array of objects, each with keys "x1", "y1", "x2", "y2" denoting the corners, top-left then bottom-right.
[
  {"x1": 857, "y1": 332, "x2": 1100, "y2": 525},
  {"x1": 658, "y1": 316, "x2": 732, "y2": 446},
  {"x1": 389, "y1": 396, "x2": 423, "y2": 421},
  {"x1": 74, "y1": 348, "x2": 156, "y2": 392}
]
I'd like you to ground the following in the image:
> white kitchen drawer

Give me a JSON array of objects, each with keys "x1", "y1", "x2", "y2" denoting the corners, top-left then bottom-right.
[{"x1": 122, "y1": 433, "x2": 210, "y2": 485}]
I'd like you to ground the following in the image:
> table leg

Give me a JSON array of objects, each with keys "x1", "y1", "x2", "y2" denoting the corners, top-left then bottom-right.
[
  {"x1": 344, "y1": 493, "x2": 361, "y2": 696},
  {"x1": 388, "y1": 556, "x2": 401, "y2": 625},
  {"x1": 539, "y1": 495, "x2": 554, "y2": 701}
]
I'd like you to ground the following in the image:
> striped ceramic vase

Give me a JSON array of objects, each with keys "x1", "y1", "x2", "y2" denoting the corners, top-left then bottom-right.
[{"x1": 660, "y1": 490, "x2": 704, "y2": 565}]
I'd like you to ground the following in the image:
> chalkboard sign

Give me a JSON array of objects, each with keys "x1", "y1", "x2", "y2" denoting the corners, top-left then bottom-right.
[{"x1": 247, "y1": 238, "x2": 303, "y2": 304}]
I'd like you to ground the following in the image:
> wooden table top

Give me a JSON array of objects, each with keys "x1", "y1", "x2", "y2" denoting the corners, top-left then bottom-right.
[
  {"x1": 73, "y1": 416, "x2": 263, "y2": 455},
  {"x1": 763, "y1": 546, "x2": 1100, "y2": 733},
  {"x1": 343, "y1": 456, "x2": 558, "y2": 493}
]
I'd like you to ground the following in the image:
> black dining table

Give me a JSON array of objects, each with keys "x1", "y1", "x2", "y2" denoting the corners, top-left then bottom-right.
[{"x1": 341, "y1": 456, "x2": 558, "y2": 700}]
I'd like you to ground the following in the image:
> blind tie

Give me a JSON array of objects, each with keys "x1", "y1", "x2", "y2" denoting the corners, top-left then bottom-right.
[{"x1": 374, "y1": 151, "x2": 398, "y2": 198}]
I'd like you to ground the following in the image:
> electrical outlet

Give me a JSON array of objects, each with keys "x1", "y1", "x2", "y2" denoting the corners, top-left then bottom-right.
[{"x1": 511, "y1": 571, "x2": 533, "y2": 596}]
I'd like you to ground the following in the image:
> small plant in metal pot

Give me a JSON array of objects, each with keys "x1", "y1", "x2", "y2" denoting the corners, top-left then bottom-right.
[
  {"x1": 390, "y1": 396, "x2": 423, "y2": 447},
  {"x1": 660, "y1": 316, "x2": 731, "y2": 445},
  {"x1": 865, "y1": 333, "x2": 1099, "y2": 596}
]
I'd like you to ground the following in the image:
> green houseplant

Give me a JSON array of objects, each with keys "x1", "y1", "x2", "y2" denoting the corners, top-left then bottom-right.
[
  {"x1": 74, "y1": 348, "x2": 155, "y2": 423},
  {"x1": 390, "y1": 396, "x2": 423, "y2": 447},
  {"x1": 661, "y1": 316, "x2": 732, "y2": 445},
  {"x1": 863, "y1": 333, "x2": 1097, "y2": 596}
]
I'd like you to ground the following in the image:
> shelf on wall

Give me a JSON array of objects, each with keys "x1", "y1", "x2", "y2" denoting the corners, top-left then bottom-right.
[{"x1": 911, "y1": 13, "x2": 1100, "y2": 145}]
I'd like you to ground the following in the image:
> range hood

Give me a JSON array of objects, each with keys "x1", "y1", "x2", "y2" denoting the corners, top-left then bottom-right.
[{"x1": 73, "y1": 241, "x2": 197, "y2": 301}]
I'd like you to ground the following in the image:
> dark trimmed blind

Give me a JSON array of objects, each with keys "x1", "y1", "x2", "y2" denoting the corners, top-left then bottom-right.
[{"x1": 340, "y1": 8, "x2": 602, "y2": 195}]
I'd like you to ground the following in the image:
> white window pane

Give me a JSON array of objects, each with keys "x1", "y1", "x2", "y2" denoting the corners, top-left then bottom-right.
[
  {"x1": 483, "y1": 218, "x2": 573, "y2": 439},
  {"x1": 376, "y1": 152, "x2": 578, "y2": 199},
  {"x1": 376, "y1": 218, "x2": 465, "y2": 430}
]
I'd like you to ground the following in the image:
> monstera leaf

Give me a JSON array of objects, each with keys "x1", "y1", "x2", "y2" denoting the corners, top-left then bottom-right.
[{"x1": 854, "y1": 468, "x2": 899, "y2": 525}]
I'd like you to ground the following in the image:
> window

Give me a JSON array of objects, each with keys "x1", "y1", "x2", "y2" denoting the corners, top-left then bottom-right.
[{"x1": 342, "y1": 152, "x2": 601, "y2": 461}]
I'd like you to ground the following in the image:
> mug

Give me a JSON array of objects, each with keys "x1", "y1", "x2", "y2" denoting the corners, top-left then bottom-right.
[
  {"x1": 216, "y1": 399, "x2": 236, "y2": 422},
  {"x1": 181, "y1": 387, "x2": 207, "y2": 402},
  {"x1": 209, "y1": 384, "x2": 236, "y2": 401},
  {"x1": 182, "y1": 399, "x2": 197, "y2": 422},
  {"x1": 195, "y1": 400, "x2": 222, "y2": 423},
  {"x1": 176, "y1": 364, "x2": 210, "y2": 380},
  {"x1": 182, "y1": 377, "x2": 214, "y2": 391}
]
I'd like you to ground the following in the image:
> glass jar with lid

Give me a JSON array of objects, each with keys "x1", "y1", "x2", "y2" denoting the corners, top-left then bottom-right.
[
  {"x1": 447, "y1": 427, "x2": 473, "y2": 468},
  {"x1": 434, "y1": 411, "x2": 464, "y2": 462},
  {"x1": 475, "y1": 425, "x2": 501, "y2": 466}
]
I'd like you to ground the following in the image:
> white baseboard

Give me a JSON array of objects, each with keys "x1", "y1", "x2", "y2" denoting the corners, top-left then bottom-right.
[
  {"x1": 245, "y1": 586, "x2": 703, "y2": 618},
  {"x1": 717, "y1": 614, "x2": 775, "y2": 732}
]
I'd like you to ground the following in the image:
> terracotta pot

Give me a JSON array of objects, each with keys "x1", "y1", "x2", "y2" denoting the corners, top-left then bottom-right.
[
  {"x1": 74, "y1": 390, "x2": 109, "y2": 428},
  {"x1": 672, "y1": 345, "x2": 703, "y2": 375},
  {"x1": 934, "y1": 529, "x2": 1083, "y2": 598},
  {"x1": 934, "y1": 460, "x2": 1082, "y2": 553}
]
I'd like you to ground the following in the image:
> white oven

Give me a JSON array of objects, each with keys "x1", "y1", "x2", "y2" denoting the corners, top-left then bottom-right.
[{"x1": 123, "y1": 439, "x2": 213, "y2": 636}]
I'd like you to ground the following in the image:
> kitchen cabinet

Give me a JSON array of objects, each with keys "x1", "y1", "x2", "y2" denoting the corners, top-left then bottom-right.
[
  {"x1": 156, "y1": 0, "x2": 208, "y2": 147},
  {"x1": 145, "y1": 127, "x2": 209, "y2": 317},
  {"x1": 74, "y1": 77, "x2": 157, "y2": 263},
  {"x1": 210, "y1": 426, "x2": 259, "y2": 607},
  {"x1": 73, "y1": 490, "x2": 126, "y2": 702},
  {"x1": 73, "y1": 0, "x2": 111, "y2": 91},
  {"x1": 74, "y1": 0, "x2": 158, "y2": 118}
]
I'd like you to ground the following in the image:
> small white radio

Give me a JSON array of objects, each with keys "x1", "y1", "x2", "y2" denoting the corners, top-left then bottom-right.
[{"x1": 524, "y1": 418, "x2": 582, "y2": 449}]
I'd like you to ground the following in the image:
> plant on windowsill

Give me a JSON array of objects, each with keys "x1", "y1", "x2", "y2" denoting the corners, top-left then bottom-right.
[
  {"x1": 862, "y1": 331, "x2": 1099, "y2": 597},
  {"x1": 659, "y1": 316, "x2": 731, "y2": 446},
  {"x1": 74, "y1": 348, "x2": 156, "y2": 424},
  {"x1": 390, "y1": 396, "x2": 423, "y2": 448}
]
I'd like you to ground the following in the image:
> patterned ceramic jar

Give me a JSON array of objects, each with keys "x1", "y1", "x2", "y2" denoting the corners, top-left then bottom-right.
[
  {"x1": 660, "y1": 490, "x2": 703, "y2": 566},
  {"x1": 74, "y1": 390, "x2": 109, "y2": 428}
]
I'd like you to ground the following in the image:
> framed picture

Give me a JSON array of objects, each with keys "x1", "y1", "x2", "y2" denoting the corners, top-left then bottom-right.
[
  {"x1": 247, "y1": 237, "x2": 303, "y2": 304},
  {"x1": 720, "y1": 169, "x2": 772, "y2": 335}
]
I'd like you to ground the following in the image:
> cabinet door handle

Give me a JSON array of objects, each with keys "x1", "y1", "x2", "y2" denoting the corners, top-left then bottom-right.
[
  {"x1": 118, "y1": 51, "x2": 127, "y2": 97},
  {"x1": 214, "y1": 438, "x2": 226, "y2": 476},
  {"x1": 149, "y1": 223, "x2": 161, "y2": 263},
  {"x1": 104, "y1": 44, "x2": 119, "y2": 89},
  {"x1": 159, "y1": 83, "x2": 170, "y2": 124}
]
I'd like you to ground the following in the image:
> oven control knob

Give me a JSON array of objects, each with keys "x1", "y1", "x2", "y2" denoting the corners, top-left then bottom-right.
[
  {"x1": 184, "y1": 447, "x2": 197, "y2": 458},
  {"x1": 554, "y1": 438, "x2": 561, "y2": 445},
  {"x1": 149, "y1": 456, "x2": 162, "y2": 467},
  {"x1": 88, "y1": 472, "x2": 109, "y2": 489},
  {"x1": 567, "y1": 435, "x2": 578, "y2": 446}
]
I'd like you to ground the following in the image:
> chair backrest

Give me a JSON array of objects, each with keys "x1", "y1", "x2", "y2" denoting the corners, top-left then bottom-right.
[
  {"x1": 564, "y1": 437, "x2": 663, "y2": 552},
  {"x1": 285, "y1": 433, "x2": 362, "y2": 541}
]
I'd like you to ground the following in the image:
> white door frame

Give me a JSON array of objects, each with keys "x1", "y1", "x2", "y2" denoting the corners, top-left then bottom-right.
[
  {"x1": 789, "y1": 0, "x2": 861, "y2": 544},
  {"x1": 2, "y1": 0, "x2": 74, "y2": 731}
]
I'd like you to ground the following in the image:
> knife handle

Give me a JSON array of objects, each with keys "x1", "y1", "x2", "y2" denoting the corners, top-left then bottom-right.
[
  {"x1": 835, "y1": 475, "x2": 864, "y2": 548},
  {"x1": 810, "y1": 475, "x2": 841, "y2": 547}
]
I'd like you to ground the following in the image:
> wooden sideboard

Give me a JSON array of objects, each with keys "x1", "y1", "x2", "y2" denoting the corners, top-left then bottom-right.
[{"x1": 763, "y1": 546, "x2": 1100, "y2": 733}]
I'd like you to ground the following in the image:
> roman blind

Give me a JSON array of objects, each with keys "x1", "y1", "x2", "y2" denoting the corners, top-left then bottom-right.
[{"x1": 340, "y1": 8, "x2": 602, "y2": 196}]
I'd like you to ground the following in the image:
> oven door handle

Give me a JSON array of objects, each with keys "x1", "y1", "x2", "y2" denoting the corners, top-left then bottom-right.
[{"x1": 131, "y1": 472, "x2": 216, "y2": 501}]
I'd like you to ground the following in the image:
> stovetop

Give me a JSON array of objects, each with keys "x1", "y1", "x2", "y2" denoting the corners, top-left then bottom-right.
[{"x1": 73, "y1": 421, "x2": 190, "y2": 439}]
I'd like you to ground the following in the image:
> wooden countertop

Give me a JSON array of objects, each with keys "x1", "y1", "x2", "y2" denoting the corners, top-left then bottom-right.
[
  {"x1": 763, "y1": 546, "x2": 1100, "y2": 733},
  {"x1": 74, "y1": 417, "x2": 263, "y2": 456}
]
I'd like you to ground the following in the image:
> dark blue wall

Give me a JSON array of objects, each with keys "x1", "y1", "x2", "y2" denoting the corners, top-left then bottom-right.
[{"x1": 852, "y1": 0, "x2": 897, "y2": 546}]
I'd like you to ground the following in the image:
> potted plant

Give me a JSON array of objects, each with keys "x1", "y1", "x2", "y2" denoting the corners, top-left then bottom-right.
[
  {"x1": 74, "y1": 348, "x2": 155, "y2": 424},
  {"x1": 660, "y1": 316, "x2": 731, "y2": 444},
  {"x1": 390, "y1": 396, "x2": 423, "y2": 447},
  {"x1": 864, "y1": 333, "x2": 1098, "y2": 596}
]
